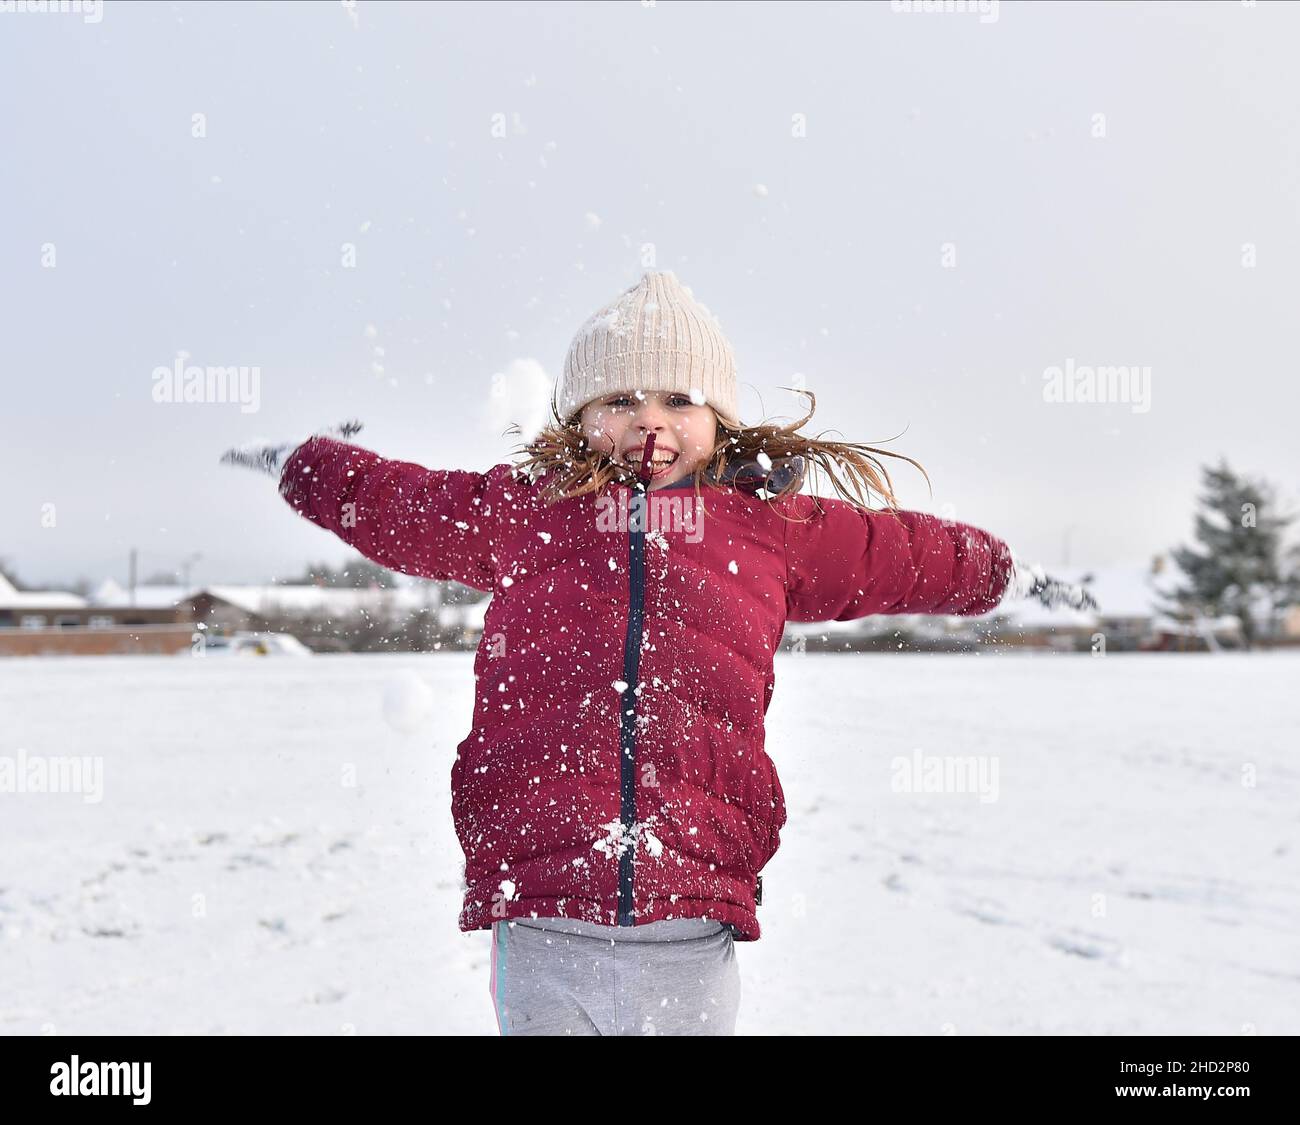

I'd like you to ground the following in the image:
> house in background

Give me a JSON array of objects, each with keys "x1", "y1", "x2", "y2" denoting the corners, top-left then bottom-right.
[
  {"x1": 0, "y1": 574, "x2": 193, "y2": 655},
  {"x1": 1, "y1": 575, "x2": 452, "y2": 656},
  {"x1": 187, "y1": 583, "x2": 435, "y2": 632},
  {"x1": 186, "y1": 583, "x2": 460, "y2": 653},
  {"x1": 90, "y1": 578, "x2": 193, "y2": 622},
  {"x1": 0, "y1": 572, "x2": 88, "y2": 630}
]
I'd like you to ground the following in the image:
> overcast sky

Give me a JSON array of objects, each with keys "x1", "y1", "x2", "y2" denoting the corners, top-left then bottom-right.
[{"x1": 2, "y1": 0, "x2": 1296, "y2": 588}]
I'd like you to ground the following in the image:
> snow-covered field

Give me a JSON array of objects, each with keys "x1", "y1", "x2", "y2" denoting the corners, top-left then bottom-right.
[{"x1": 2, "y1": 651, "x2": 1297, "y2": 1035}]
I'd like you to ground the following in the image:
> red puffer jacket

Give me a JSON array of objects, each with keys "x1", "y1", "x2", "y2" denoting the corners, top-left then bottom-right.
[{"x1": 278, "y1": 437, "x2": 1014, "y2": 940}]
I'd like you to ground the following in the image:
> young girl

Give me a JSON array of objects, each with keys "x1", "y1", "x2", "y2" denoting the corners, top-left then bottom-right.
[{"x1": 222, "y1": 269, "x2": 1094, "y2": 1036}]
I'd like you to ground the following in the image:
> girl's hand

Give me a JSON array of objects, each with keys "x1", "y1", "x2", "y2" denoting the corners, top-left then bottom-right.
[
  {"x1": 1005, "y1": 549, "x2": 1098, "y2": 611},
  {"x1": 219, "y1": 420, "x2": 365, "y2": 477}
]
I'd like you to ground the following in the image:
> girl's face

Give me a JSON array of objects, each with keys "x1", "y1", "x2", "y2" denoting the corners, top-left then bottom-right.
[{"x1": 578, "y1": 390, "x2": 719, "y2": 490}]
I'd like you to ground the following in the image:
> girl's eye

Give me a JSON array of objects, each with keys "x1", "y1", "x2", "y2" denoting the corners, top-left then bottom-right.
[{"x1": 607, "y1": 395, "x2": 693, "y2": 407}]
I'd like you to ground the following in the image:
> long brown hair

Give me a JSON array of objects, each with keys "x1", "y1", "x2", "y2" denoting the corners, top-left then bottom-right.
[{"x1": 503, "y1": 386, "x2": 930, "y2": 523}]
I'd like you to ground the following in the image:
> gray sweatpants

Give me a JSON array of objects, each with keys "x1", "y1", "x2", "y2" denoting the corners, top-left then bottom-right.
[{"x1": 488, "y1": 916, "x2": 742, "y2": 1035}]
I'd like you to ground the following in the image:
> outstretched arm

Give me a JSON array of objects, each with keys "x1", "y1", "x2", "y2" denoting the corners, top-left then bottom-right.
[
  {"x1": 221, "y1": 422, "x2": 498, "y2": 591},
  {"x1": 781, "y1": 496, "x2": 1095, "y2": 622}
]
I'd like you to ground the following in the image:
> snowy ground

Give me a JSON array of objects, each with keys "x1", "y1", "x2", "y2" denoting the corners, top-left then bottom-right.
[{"x1": 2, "y1": 650, "x2": 1297, "y2": 1036}]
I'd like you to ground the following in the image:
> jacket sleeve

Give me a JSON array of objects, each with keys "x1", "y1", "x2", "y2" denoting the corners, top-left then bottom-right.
[
  {"x1": 277, "y1": 436, "x2": 498, "y2": 591},
  {"x1": 781, "y1": 495, "x2": 1013, "y2": 622}
]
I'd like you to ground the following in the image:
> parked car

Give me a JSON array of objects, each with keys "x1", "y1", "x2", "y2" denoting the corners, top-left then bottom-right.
[{"x1": 190, "y1": 631, "x2": 313, "y2": 657}]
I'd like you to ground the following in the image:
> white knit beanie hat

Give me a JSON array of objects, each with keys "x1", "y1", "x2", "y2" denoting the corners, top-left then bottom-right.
[{"x1": 557, "y1": 270, "x2": 742, "y2": 430}]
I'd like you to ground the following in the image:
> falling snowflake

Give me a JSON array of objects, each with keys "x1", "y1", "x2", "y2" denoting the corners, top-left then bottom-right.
[{"x1": 642, "y1": 826, "x2": 664, "y2": 858}]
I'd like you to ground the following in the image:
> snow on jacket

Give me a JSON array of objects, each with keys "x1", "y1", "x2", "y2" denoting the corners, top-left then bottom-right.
[{"x1": 277, "y1": 437, "x2": 1014, "y2": 941}]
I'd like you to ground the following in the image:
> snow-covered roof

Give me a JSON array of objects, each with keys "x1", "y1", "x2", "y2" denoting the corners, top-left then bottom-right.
[
  {"x1": 202, "y1": 584, "x2": 436, "y2": 617},
  {"x1": 79, "y1": 577, "x2": 450, "y2": 616},
  {"x1": 90, "y1": 578, "x2": 196, "y2": 609},
  {"x1": 0, "y1": 573, "x2": 87, "y2": 610}
]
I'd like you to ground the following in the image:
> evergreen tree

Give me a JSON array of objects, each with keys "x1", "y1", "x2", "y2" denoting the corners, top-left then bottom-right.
[{"x1": 1161, "y1": 459, "x2": 1296, "y2": 650}]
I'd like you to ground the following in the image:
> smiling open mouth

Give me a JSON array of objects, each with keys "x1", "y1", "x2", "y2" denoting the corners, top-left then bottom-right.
[{"x1": 624, "y1": 449, "x2": 678, "y2": 477}]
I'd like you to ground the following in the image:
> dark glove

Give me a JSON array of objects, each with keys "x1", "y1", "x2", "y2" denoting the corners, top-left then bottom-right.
[
  {"x1": 1004, "y1": 550, "x2": 1098, "y2": 611},
  {"x1": 219, "y1": 420, "x2": 365, "y2": 477}
]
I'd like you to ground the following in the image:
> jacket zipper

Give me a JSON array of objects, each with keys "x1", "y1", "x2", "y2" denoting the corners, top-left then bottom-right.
[{"x1": 616, "y1": 437, "x2": 658, "y2": 926}]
